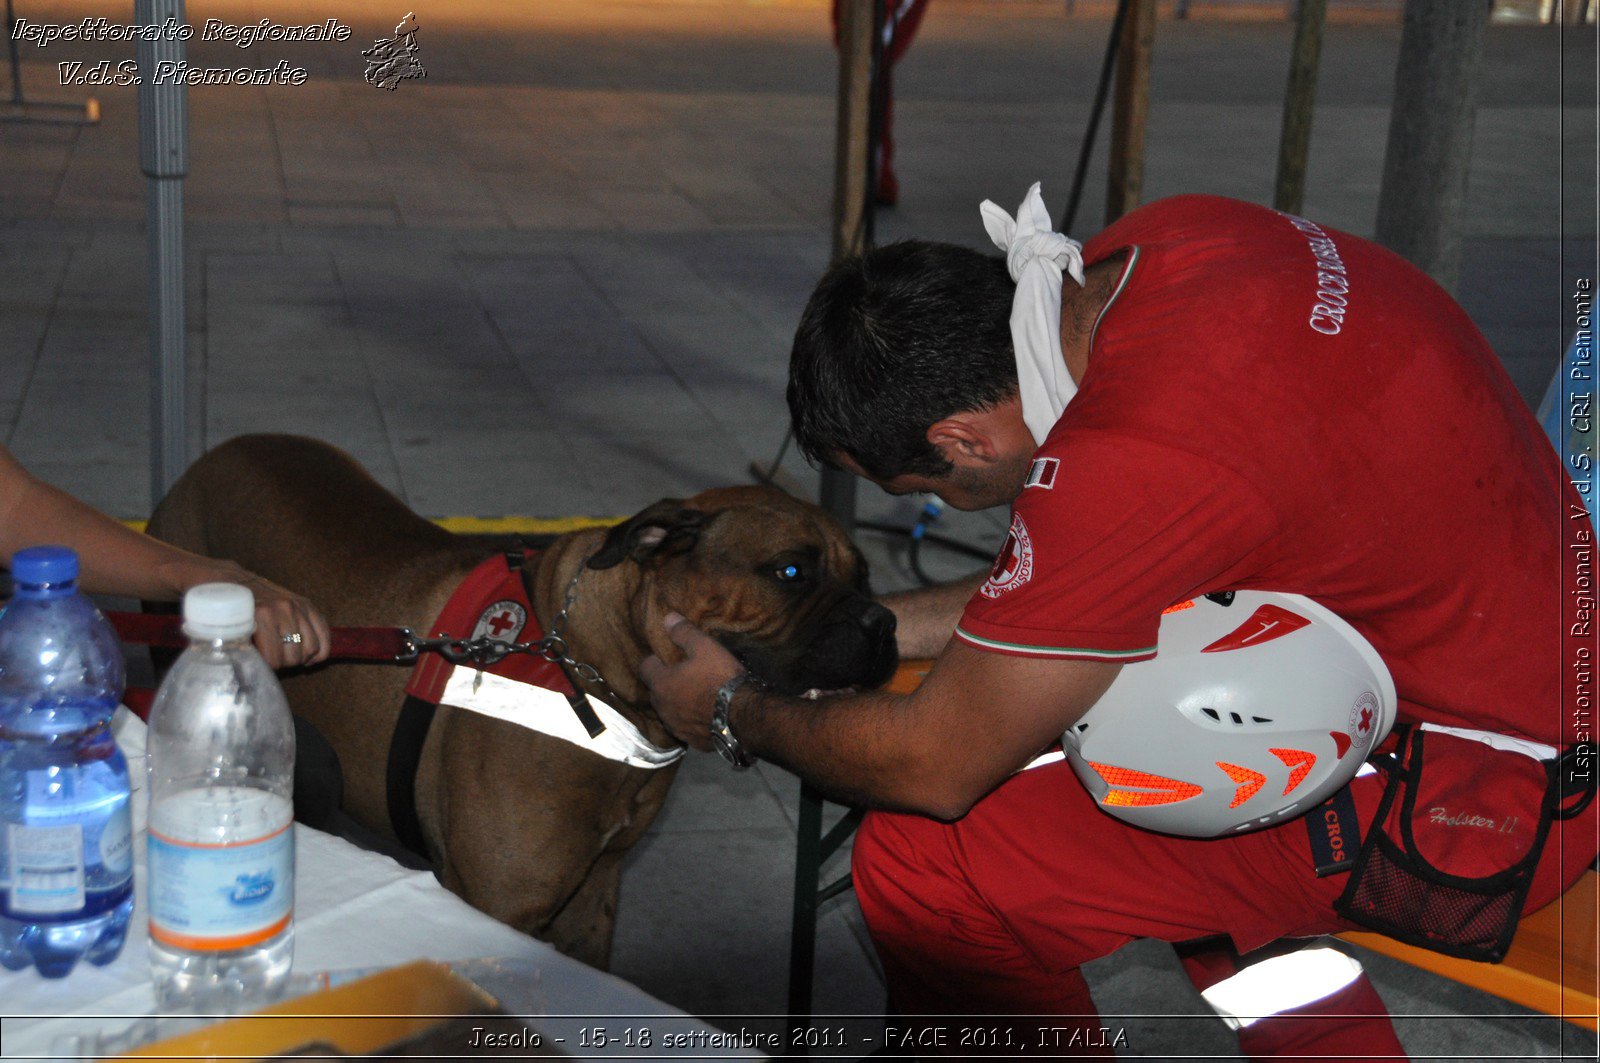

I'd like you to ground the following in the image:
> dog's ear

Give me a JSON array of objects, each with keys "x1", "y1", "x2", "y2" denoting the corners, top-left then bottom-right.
[{"x1": 587, "y1": 499, "x2": 710, "y2": 570}]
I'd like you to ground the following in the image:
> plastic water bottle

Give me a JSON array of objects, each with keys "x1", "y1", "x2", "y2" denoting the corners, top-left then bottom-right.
[
  {"x1": 0, "y1": 546, "x2": 135, "y2": 977},
  {"x1": 146, "y1": 583, "x2": 295, "y2": 1010}
]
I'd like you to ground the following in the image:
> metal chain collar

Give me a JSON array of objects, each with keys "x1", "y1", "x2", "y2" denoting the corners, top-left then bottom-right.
[{"x1": 397, "y1": 555, "x2": 619, "y2": 702}]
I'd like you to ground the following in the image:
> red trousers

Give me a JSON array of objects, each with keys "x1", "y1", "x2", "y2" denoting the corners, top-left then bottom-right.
[{"x1": 852, "y1": 758, "x2": 1597, "y2": 1059}]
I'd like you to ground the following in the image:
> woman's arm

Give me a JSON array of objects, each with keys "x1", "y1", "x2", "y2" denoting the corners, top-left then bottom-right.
[{"x1": 0, "y1": 447, "x2": 330, "y2": 668}]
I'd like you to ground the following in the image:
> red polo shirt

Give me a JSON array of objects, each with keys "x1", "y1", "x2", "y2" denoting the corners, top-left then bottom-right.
[{"x1": 957, "y1": 195, "x2": 1588, "y2": 747}]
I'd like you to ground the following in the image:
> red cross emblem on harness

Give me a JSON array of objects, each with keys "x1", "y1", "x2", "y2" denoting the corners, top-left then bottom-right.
[{"x1": 471, "y1": 599, "x2": 528, "y2": 643}]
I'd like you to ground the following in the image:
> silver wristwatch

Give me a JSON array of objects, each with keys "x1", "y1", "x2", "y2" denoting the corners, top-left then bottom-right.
[{"x1": 711, "y1": 672, "x2": 757, "y2": 770}]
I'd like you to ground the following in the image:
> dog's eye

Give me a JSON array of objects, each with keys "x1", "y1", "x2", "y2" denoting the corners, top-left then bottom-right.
[{"x1": 775, "y1": 563, "x2": 804, "y2": 583}]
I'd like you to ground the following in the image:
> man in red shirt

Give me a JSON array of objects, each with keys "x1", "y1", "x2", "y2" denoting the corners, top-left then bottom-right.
[{"x1": 641, "y1": 193, "x2": 1595, "y2": 1056}]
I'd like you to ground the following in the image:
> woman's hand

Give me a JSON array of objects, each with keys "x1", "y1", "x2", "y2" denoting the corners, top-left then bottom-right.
[{"x1": 236, "y1": 573, "x2": 331, "y2": 669}]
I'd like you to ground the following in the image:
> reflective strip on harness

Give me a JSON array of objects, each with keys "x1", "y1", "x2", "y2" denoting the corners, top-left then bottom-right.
[
  {"x1": 1200, "y1": 945, "x2": 1364, "y2": 1031},
  {"x1": 438, "y1": 666, "x2": 685, "y2": 770}
]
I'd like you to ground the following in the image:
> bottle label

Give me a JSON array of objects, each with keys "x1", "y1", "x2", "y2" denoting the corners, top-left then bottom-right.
[
  {"x1": 6, "y1": 823, "x2": 86, "y2": 915},
  {"x1": 99, "y1": 812, "x2": 133, "y2": 876},
  {"x1": 148, "y1": 820, "x2": 294, "y2": 951}
]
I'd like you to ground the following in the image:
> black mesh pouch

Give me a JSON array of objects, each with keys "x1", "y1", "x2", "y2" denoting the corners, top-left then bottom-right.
[{"x1": 1333, "y1": 725, "x2": 1566, "y2": 963}]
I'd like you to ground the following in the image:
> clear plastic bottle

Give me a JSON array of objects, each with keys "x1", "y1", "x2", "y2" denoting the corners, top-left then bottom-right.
[
  {"x1": 0, "y1": 545, "x2": 135, "y2": 978},
  {"x1": 146, "y1": 583, "x2": 295, "y2": 1011}
]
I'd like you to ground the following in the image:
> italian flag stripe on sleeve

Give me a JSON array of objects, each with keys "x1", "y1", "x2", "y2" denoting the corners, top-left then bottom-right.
[{"x1": 954, "y1": 626, "x2": 1157, "y2": 660}]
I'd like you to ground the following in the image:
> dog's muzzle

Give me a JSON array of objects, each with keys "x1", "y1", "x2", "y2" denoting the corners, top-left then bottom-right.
[{"x1": 728, "y1": 594, "x2": 899, "y2": 697}]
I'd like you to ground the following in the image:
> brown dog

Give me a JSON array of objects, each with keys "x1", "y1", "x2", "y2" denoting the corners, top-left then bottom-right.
[{"x1": 146, "y1": 434, "x2": 897, "y2": 967}]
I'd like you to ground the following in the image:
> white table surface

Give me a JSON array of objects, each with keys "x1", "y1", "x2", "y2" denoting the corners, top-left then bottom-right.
[{"x1": 2, "y1": 711, "x2": 752, "y2": 1060}]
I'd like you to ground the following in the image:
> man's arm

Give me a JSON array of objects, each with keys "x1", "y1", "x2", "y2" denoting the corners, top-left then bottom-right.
[
  {"x1": 0, "y1": 447, "x2": 330, "y2": 667},
  {"x1": 879, "y1": 572, "x2": 985, "y2": 659},
  {"x1": 643, "y1": 616, "x2": 1120, "y2": 819}
]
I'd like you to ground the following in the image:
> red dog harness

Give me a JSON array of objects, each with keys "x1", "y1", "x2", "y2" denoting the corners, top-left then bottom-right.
[
  {"x1": 387, "y1": 552, "x2": 683, "y2": 858},
  {"x1": 403, "y1": 552, "x2": 587, "y2": 712}
]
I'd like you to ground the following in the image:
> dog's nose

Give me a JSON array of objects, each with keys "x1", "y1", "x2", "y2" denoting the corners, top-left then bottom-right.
[{"x1": 858, "y1": 601, "x2": 897, "y2": 639}]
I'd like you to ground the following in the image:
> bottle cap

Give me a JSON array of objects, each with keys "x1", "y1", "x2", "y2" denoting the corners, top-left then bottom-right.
[
  {"x1": 11, "y1": 545, "x2": 79, "y2": 586},
  {"x1": 183, "y1": 583, "x2": 257, "y2": 641}
]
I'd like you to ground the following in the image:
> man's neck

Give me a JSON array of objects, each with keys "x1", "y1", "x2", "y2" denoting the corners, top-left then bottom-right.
[{"x1": 1059, "y1": 250, "x2": 1129, "y2": 386}]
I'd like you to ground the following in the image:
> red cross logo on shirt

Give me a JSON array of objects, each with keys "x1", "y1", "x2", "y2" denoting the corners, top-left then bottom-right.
[
  {"x1": 486, "y1": 610, "x2": 517, "y2": 637},
  {"x1": 990, "y1": 535, "x2": 1021, "y2": 583},
  {"x1": 980, "y1": 513, "x2": 1034, "y2": 599}
]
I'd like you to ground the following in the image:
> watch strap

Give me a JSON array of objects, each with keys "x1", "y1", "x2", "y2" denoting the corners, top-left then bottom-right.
[{"x1": 713, "y1": 671, "x2": 758, "y2": 770}]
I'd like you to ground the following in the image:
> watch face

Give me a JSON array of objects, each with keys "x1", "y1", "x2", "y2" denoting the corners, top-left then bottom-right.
[{"x1": 711, "y1": 718, "x2": 751, "y2": 768}]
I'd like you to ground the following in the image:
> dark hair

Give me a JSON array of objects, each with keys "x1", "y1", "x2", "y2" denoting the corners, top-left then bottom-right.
[{"x1": 786, "y1": 240, "x2": 1017, "y2": 480}]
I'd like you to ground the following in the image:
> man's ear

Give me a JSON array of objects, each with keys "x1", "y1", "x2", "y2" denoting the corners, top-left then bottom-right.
[
  {"x1": 926, "y1": 414, "x2": 999, "y2": 468},
  {"x1": 587, "y1": 499, "x2": 710, "y2": 570}
]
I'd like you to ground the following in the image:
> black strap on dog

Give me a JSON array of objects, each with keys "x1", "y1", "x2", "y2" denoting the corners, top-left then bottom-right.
[
  {"x1": 384, "y1": 550, "x2": 611, "y2": 861},
  {"x1": 386, "y1": 693, "x2": 439, "y2": 860},
  {"x1": 566, "y1": 689, "x2": 606, "y2": 738}
]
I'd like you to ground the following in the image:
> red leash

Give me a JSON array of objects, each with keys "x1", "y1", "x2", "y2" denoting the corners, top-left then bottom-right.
[
  {"x1": 106, "y1": 611, "x2": 418, "y2": 721},
  {"x1": 105, "y1": 610, "x2": 414, "y2": 662}
]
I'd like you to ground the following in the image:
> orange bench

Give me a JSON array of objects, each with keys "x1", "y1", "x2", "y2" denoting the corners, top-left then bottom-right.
[{"x1": 864, "y1": 660, "x2": 1600, "y2": 1031}]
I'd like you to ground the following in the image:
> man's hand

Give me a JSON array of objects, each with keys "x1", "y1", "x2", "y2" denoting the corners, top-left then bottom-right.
[{"x1": 639, "y1": 612, "x2": 743, "y2": 751}]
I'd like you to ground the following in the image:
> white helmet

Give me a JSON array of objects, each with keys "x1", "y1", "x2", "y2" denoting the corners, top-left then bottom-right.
[{"x1": 1063, "y1": 590, "x2": 1396, "y2": 838}]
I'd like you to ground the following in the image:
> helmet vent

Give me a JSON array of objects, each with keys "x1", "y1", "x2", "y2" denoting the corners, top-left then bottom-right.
[{"x1": 1199, "y1": 707, "x2": 1275, "y2": 727}]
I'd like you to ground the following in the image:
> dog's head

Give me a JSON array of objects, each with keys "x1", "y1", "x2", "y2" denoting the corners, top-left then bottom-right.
[{"x1": 588, "y1": 486, "x2": 898, "y2": 696}]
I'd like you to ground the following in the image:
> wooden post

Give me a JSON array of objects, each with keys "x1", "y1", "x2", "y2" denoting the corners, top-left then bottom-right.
[
  {"x1": 1105, "y1": 0, "x2": 1156, "y2": 224},
  {"x1": 1373, "y1": 0, "x2": 1490, "y2": 294},
  {"x1": 831, "y1": 0, "x2": 875, "y2": 265},
  {"x1": 1273, "y1": 0, "x2": 1327, "y2": 214},
  {"x1": 818, "y1": 0, "x2": 876, "y2": 532}
]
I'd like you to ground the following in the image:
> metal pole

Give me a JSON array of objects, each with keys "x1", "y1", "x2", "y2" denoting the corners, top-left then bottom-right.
[
  {"x1": 1273, "y1": 0, "x2": 1327, "y2": 214},
  {"x1": 819, "y1": 0, "x2": 878, "y2": 533},
  {"x1": 1373, "y1": 0, "x2": 1489, "y2": 294},
  {"x1": 1061, "y1": 0, "x2": 1133, "y2": 233},
  {"x1": 1105, "y1": 0, "x2": 1156, "y2": 225},
  {"x1": 3, "y1": 0, "x2": 99, "y2": 123},
  {"x1": 786, "y1": 780, "x2": 826, "y2": 1027},
  {"x1": 136, "y1": 0, "x2": 190, "y2": 505}
]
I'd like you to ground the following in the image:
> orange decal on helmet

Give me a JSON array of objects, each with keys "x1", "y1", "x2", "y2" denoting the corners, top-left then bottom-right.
[
  {"x1": 1216, "y1": 761, "x2": 1266, "y2": 807},
  {"x1": 1089, "y1": 762, "x2": 1203, "y2": 807},
  {"x1": 1269, "y1": 747, "x2": 1317, "y2": 794}
]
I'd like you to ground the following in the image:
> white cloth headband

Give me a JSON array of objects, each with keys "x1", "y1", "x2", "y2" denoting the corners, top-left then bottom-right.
[{"x1": 979, "y1": 182, "x2": 1086, "y2": 447}]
